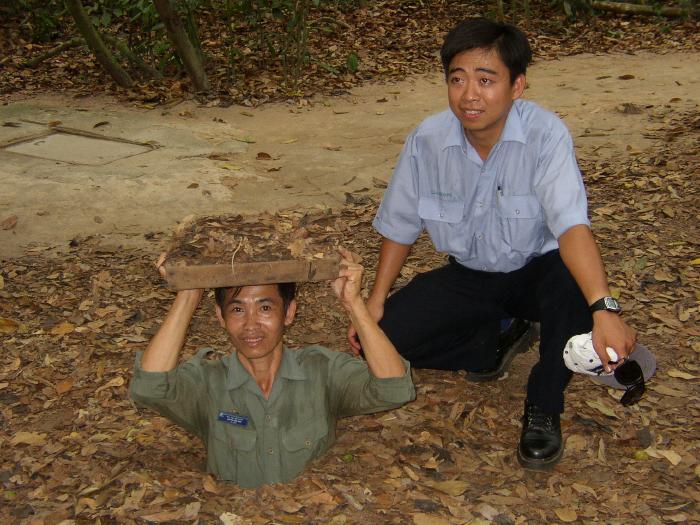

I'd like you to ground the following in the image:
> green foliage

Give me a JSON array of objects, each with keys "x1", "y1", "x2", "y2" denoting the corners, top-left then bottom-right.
[
  {"x1": 1, "y1": 0, "x2": 65, "y2": 41},
  {"x1": 346, "y1": 52, "x2": 359, "y2": 73},
  {"x1": 222, "y1": 0, "x2": 325, "y2": 90}
]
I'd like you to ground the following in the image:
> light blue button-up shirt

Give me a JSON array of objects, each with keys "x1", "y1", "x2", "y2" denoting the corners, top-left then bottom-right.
[{"x1": 373, "y1": 99, "x2": 590, "y2": 273}]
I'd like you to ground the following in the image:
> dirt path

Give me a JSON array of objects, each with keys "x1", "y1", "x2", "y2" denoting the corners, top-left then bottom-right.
[{"x1": 0, "y1": 50, "x2": 698, "y2": 258}]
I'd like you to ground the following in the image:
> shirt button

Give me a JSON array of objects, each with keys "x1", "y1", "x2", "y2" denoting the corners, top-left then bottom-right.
[
  {"x1": 265, "y1": 415, "x2": 272, "y2": 423},
  {"x1": 439, "y1": 212, "x2": 444, "y2": 218},
  {"x1": 267, "y1": 448, "x2": 274, "y2": 455},
  {"x1": 305, "y1": 439, "x2": 312, "y2": 448},
  {"x1": 477, "y1": 202, "x2": 483, "y2": 208},
  {"x1": 515, "y1": 209, "x2": 520, "y2": 215},
  {"x1": 477, "y1": 233, "x2": 483, "y2": 240}
]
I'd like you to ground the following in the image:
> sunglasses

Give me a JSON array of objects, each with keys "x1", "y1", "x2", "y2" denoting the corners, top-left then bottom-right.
[{"x1": 613, "y1": 359, "x2": 645, "y2": 406}]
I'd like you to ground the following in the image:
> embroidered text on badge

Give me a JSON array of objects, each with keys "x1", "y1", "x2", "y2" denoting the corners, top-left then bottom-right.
[{"x1": 218, "y1": 411, "x2": 249, "y2": 427}]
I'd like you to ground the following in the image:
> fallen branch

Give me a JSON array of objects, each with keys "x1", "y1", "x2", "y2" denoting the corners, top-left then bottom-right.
[
  {"x1": 592, "y1": 0, "x2": 699, "y2": 17},
  {"x1": 308, "y1": 16, "x2": 352, "y2": 30},
  {"x1": 24, "y1": 37, "x2": 82, "y2": 68}
]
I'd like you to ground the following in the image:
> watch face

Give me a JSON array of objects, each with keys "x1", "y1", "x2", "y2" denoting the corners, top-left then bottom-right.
[{"x1": 604, "y1": 297, "x2": 621, "y2": 311}]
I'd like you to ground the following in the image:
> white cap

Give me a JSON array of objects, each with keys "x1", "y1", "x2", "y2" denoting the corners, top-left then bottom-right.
[{"x1": 563, "y1": 332, "x2": 656, "y2": 389}]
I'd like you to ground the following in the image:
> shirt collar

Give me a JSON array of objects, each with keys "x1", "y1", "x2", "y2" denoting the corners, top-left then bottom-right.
[
  {"x1": 224, "y1": 346, "x2": 307, "y2": 390},
  {"x1": 441, "y1": 102, "x2": 527, "y2": 151}
]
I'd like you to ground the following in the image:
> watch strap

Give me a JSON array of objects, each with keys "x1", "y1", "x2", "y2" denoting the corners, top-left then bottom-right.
[{"x1": 590, "y1": 296, "x2": 621, "y2": 314}]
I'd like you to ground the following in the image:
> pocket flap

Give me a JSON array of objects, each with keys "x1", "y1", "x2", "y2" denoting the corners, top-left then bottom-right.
[
  {"x1": 281, "y1": 420, "x2": 328, "y2": 452},
  {"x1": 213, "y1": 425, "x2": 257, "y2": 451},
  {"x1": 418, "y1": 197, "x2": 463, "y2": 223},
  {"x1": 499, "y1": 195, "x2": 540, "y2": 219}
]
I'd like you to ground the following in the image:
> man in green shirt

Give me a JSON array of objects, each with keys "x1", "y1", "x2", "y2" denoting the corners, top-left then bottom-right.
[{"x1": 129, "y1": 250, "x2": 415, "y2": 487}]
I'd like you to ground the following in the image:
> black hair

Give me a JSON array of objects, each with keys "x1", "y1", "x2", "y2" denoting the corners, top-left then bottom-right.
[
  {"x1": 214, "y1": 283, "x2": 297, "y2": 313},
  {"x1": 440, "y1": 18, "x2": 532, "y2": 84}
]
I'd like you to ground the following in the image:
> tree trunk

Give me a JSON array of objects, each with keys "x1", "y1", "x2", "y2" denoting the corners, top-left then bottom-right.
[
  {"x1": 63, "y1": 0, "x2": 133, "y2": 88},
  {"x1": 152, "y1": 0, "x2": 210, "y2": 92},
  {"x1": 592, "y1": 1, "x2": 698, "y2": 17}
]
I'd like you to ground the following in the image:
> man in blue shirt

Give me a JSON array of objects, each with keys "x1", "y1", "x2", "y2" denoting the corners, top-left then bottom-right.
[{"x1": 347, "y1": 18, "x2": 637, "y2": 470}]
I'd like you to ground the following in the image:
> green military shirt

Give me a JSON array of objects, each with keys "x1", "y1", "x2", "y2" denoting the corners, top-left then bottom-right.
[{"x1": 129, "y1": 345, "x2": 415, "y2": 487}]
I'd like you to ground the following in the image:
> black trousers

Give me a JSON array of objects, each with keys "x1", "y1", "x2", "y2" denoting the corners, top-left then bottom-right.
[{"x1": 379, "y1": 250, "x2": 592, "y2": 413}]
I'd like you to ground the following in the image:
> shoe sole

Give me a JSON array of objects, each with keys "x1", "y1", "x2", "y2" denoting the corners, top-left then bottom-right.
[
  {"x1": 466, "y1": 323, "x2": 540, "y2": 382},
  {"x1": 517, "y1": 443, "x2": 563, "y2": 471}
]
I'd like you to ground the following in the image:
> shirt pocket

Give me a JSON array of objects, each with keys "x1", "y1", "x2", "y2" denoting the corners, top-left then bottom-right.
[
  {"x1": 498, "y1": 195, "x2": 544, "y2": 253},
  {"x1": 280, "y1": 418, "x2": 329, "y2": 480},
  {"x1": 209, "y1": 424, "x2": 257, "y2": 483},
  {"x1": 418, "y1": 197, "x2": 464, "y2": 224}
]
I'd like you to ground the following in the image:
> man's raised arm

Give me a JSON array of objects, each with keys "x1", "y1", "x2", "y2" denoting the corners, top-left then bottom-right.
[
  {"x1": 333, "y1": 249, "x2": 406, "y2": 378},
  {"x1": 347, "y1": 237, "x2": 412, "y2": 353},
  {"x1": 140, "y1": 256, "x2": 204, "y2": 372}
]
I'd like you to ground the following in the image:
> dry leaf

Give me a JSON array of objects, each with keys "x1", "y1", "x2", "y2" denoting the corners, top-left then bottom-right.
[
  {"x1": 572, "y1": 483, "x2": 597, "y2": 497},
  {"x1": 555, "y1": 508, "x2": 578, "y2": 522},
  {"x1": 184, "y1": 502, "x2": 201, "y2": 519},
  {"x1": 667, "y1": 369, "x2": 696, "y2": 380},
  {"x1": 278, "y1": 499, "x2": 303, "y2": 513},
  {"x1": 96, "y1": 376, "x2": 125, "y2": 393},
  {"x1": 8, "y1": 356, "x2": 21, "y2": 371},
  {"x1": 1, "y1": 215, "x2": 18, "y2": 230},
  {"x1": 653, "y1": 269, "x2": 676, "y2": 282},
  {"x1": 55, "y1": 378, "x2": 74, "y2": 394},
  {"x1": 0, "y1": 317, "x2": 19, "y2": 334},
  {"x1": 566, "y1": 434, "x2": 588, "y2": 453},
  {"x1": 403, "y1": 465, "x2": 419, "y2": 481},
  {"x1": 657, "y1": 449, "x2": 682, "y2": 466},
  {"x1": 11, "y1": 431, "x2": 46, "y2": 446},
  {"x1": 412, "y1": 514, "x2": 449, "y2": 525},
  {"x1": 475, "y1": 503, "x2": 499, "y2": 520},
  {"x1": 256, "y1": 151, "x2": 272, "y2": 160},
  {"x1": 50, "y1": 321, "x2": 75, "y2": 336},
  {"x1": 142, "y1": 508, "x2": 187, "y2": 523},
  {"x1": 220, "y1": 512, "x2": 247, "y2": 525},
  {"x1": 586, "y1": 399, "x2": 619, "y2": 418},
  {"x1": 651, "y1": 384, "x2": 686, "y2": 397},
  {"x1": 203, "y1": 474, "x2": 220, "y2": 494},
  {"x1": 423, "y1": 479, "x2": 469, "y2": 496}
]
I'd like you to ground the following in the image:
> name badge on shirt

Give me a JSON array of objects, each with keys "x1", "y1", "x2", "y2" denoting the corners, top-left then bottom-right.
[{"x1": 217, "y1": 411, "x2": 249, "y2": 427}]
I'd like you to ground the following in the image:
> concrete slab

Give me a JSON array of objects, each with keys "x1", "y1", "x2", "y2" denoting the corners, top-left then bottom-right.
[
  {"x1": 4, "y1": 132, "x2": 153, "y2": 165},
  {"x1": 0, "y1": 120, "x2": 47, "y2": 145}
]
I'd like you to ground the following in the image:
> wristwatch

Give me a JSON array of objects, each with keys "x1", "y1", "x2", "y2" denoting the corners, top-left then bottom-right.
[{"x1": 589, "y1": 296, "x2": 622, "y2": 314}]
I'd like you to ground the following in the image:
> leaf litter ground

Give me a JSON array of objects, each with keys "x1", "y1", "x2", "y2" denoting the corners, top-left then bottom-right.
[
  {"x1": 1, "y1": 98, "x2": 699, "y2": 523},
  {"x1": 1, "y1": 1, "x2": 699, "y2": 106}
]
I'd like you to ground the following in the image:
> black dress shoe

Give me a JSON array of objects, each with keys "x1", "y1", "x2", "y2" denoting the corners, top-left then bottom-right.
[
  {"x1": 466, "y1": 320, "x2": 537, "y2": 382},
  {"x1": 517, "y1": 401, "x2": 563, "y2": 470}
]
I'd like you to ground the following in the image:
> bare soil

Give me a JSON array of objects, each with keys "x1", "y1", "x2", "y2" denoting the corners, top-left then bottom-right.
[{"x1": 1, "y1": 51, "x2": 698, "y2": 258}]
